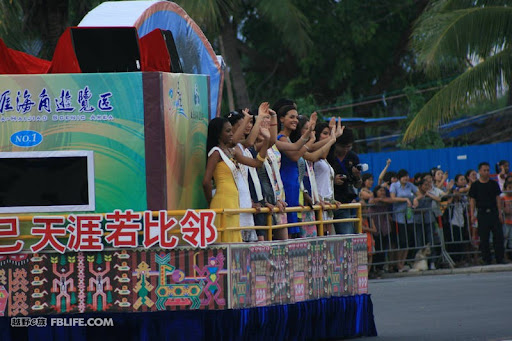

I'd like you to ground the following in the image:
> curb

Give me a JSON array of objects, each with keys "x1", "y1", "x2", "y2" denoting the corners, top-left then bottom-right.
[{"x1": 372, "y1": 264, "x2": 512, "y2": 279}]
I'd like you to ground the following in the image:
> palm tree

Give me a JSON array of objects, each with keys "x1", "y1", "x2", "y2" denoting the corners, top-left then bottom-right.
[
  {"x1": 403, "y1": 0, "x2": 512, "y2": 141},
  {"x1": 175, "y1": 0, "x2": 312, "y2": 109}
]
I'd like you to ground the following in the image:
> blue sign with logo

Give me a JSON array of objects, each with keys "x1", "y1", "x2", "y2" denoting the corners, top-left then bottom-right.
[{"x1": 10, "y1": 130, "x2": 43, "y2": 147}]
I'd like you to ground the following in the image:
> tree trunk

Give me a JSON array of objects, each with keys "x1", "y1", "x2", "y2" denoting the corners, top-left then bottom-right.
[
  {"x1": 220, "y1": 21, "x2": 251, "y2": 109},
  {"x1": 44, "y1": 0, "x2": 69, "y2": 59},
  {"x1": 218, "y1": 35, "x2": 235, "y2": 112},
  {"x1": 21, "y1": 0, "x2": 68, "y2": 60}
]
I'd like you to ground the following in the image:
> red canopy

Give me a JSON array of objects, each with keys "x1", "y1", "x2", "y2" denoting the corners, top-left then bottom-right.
[{"x1": 0, "y1": 39, "x2": 51, "y2": 74}]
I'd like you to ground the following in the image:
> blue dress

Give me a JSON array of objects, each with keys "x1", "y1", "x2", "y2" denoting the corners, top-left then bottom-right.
[{"x1": 277, "y1": 134, "x2": 300, "y2": 234}]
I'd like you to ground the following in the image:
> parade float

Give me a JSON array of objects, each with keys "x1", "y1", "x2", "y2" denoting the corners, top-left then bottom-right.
[{"x1": 0, "y1": 1, "x2": 376, "y2": 339}]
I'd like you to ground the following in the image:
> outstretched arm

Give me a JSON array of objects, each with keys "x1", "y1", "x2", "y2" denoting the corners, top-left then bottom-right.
[{"x1": 378, "y1": 159, "x2": 391, "y2": 185}]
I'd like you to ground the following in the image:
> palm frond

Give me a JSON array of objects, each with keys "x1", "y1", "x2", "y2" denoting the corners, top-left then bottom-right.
[
  {"x1": 412, "y1": 6, "x2": 512, "y2": 74},
  {"x1": 424, "y1": 0, "x2": 512, "y2": 15},
  {"x1": 403, "y1": 47, "x2": 512, "y2": 142},
  {"x1": 255, "y1": 0, "x2": 312, "y2": 57}
]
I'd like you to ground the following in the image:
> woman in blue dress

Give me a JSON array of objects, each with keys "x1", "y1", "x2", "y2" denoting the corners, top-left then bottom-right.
[{"x1": 273, "y1": 99, "x2": 329, "y2": 237}]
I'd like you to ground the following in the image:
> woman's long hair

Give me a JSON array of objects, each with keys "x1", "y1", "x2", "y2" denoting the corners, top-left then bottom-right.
[
  {"x1": 206, "y1": 117, "x2": 229, "y2": 159},
  {"x1": 315, "y1": 122, "x2": 329, "y2": 141},
  {"x1": 290, "y1": 115, "x2": 309, "y2": 143},
  {"x1": 273, "y1": 98, "x2": 296, "y2": 132}
]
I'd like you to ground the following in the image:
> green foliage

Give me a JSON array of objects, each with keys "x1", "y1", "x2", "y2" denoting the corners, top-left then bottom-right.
[
  {"x1": 242, "y1": 0, "x2": 425, "y2": 111},
  {"x1": 397, "y1": 86, "x2": 445, "y2": 150},
  {"x1": 405, "y1": 0, "x2": 512, "y2": 141}
]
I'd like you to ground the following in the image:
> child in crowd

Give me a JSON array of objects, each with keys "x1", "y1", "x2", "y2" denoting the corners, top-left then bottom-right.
[{"x1": 359, "y1": 173, "x2": 374, "y2": 204}]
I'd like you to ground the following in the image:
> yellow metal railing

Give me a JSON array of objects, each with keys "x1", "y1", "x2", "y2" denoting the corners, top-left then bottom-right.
[
  {"x1": 222, "y1": 203, "x2": 362, "y2": 240},
  {"x1": 0, "y1": 203, "x2": 362, "y2": 243}
]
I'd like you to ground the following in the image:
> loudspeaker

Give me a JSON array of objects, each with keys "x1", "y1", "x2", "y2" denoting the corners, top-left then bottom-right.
[
  {"x1": 70, "y1": 27, "x2": 141, "y2": 73},
  {"x1": 160, "y1": 30, "x2": 183, "y2": 73}
]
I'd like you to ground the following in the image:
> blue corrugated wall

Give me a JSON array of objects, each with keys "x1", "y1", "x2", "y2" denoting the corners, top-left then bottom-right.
[{"x1": 359, "y1": 142, "x2": 512, "y2": 182}]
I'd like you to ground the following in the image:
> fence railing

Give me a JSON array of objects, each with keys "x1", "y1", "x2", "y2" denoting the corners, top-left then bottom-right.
[{"x1": 365, "y1": 199, "x2": 483, "y2": 271}]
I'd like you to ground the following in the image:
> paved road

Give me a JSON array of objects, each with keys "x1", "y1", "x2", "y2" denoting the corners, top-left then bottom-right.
[{"x1": 368, "y1": 271, "x2": 512, "y2": 340}]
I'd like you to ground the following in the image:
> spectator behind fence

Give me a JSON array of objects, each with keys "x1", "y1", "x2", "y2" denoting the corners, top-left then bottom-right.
[
  {"x1": 359, "y1": 173, "x2": 374, "y2": 204},
  {"x1": 469, "y1": 162, "x2": 505, "y2": 264},
  {"x1": 501, "y1": 181, "x2": 512, "y2": 260},
  {"x1": 370, "y1": 185, "x2": 393, "y2": 273},
  {"x1": 389, "y1": 169, "x2": 419, "y2": 272},
  {"x1": 465, "y1": 169, "x2": 477, "y2": 187},
  {"x1": 443, "y1": 174, "x2": 470, "y2": 264},
  {"x1": 465, "y1": 168, "x2": 480, "y2": 252},
  {"x1": 415, "y1": 179, "x2": 441, "y2": 270},
  {"x1": 380, "y1": 170, "x2": 397, "y2": 190},
  {"x1": 377, "y1": 158, "x2": 392, "y2": 186},
  {"x1": 431, "y1": 166, "x2": 454, "y2": 192},
  {"x1": 494, "y1": 159, "x2": 510, "y2": 191}
]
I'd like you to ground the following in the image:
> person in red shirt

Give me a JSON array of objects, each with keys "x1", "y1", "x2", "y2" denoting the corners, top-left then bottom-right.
[{"x1": 500, "y1": 181, "x2": 512, "y2": 260}]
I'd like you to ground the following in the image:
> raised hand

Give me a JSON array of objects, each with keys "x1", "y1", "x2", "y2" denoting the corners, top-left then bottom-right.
[
  {"x1": 309, "y1": 131, "x2": 316, "y2": 143},
  {"x1": 257, "y1": 102, "x2": 270, "y2": 120},
  {"x1": 330, "y1": 124, "x2": 337, "y2": 141},
  {"x1": 309, "y1": 112, "x2": 318, "y2": 131},
  {"x1": 329, "y1": 117, "x2": 336, "y2": 130},
  {"x1": 335, "y1": 118, "x2": 344, "y2": 137},
  {"x1": 260, "y1": 126, "x2": 271, "y2": 140},
  {"x1": 386, "y1": 158, "x2": 392, "y2": 166}
]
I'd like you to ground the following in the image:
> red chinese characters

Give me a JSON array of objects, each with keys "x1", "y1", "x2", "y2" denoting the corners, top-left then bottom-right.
[
  {"x1": 67, "y1": 214, "x2": 104, "y2": 251},
  {"x1": 5, "y1": 209, "x2": 219, "y2": 253},
  {"x1": 31, "y1": 217, "x2": 67, "y2": 254},
  {"x1": 180, "y1": 210, "x2": 218, "y2": 248},
  {"x1": 0, "y1": 217, "x2": 24, "y2": 254},
  {"x1": 143, "y1": 211, "x2": 179, "y2": 249},
  {"x1": 105, "y1": 209, "x2": 142, "y2": 247}
]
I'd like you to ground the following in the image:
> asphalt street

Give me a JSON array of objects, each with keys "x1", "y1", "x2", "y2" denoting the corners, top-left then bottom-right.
[{"x1": 367, "y1": 270, "x2": 512, "y2": 341}]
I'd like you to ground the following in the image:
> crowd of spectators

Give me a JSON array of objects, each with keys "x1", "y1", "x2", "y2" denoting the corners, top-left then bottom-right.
[{"x1": 364, "y1": 159, "x2": 512, "y2": 277}]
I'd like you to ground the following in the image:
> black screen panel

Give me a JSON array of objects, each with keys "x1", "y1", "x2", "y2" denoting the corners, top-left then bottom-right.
[
  {"x1": 71, "y1": 27, "x2": 141, "y2": 73},
  {"x1": 0, "y1": 157, "x2": 89, "y2": 208}
]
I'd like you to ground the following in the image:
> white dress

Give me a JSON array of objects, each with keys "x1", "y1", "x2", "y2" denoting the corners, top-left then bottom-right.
[{"x1": 236, "y1": 144, "x2": 257, "y2": 242}]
